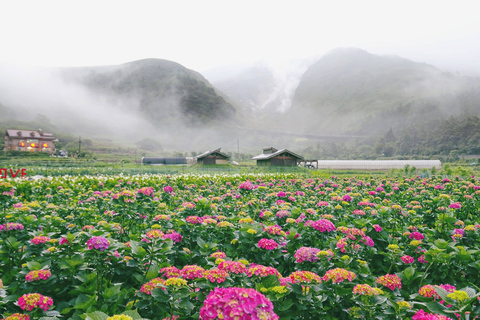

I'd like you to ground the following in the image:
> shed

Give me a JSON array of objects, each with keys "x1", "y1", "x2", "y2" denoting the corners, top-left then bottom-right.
[
  {"x1": 195, "y1": 148, "x2": 230, "y2": 165},
  {"x1": 142, "y1": 157, "x2": 188, "y2": 166},
  {"x1": 315, "y1": 160, "x2": 441, "y2": 170},
  {"x1": 252, "y1": 147, "x2": 304, "y2": 166}
]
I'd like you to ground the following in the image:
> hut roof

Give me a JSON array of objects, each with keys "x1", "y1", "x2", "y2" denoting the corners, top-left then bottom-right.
[
  {"x1": 252, "y1": 148, "x2": 304, "y2": 160},
  {"x1": 6, "y1": 129, "x2": 58, "y2": 141},
  {"x1": 195, "y1": 148, "x2": 230, "y2": 160}
]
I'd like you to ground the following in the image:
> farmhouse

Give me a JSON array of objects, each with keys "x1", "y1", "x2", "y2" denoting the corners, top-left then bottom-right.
[
  {"x1": 195, "y1": 148, "x2": 230, "y2": 165},
  {"x1": 252, "y1": 147, "x2": 304, "y2": 166},
  {"x1": 4, "y1": 129, "x2": 58, "y2": 154}
]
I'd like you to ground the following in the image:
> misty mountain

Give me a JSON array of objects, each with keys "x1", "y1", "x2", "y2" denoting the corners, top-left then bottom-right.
[
  {"x1": 284, "y1": 48, "x2": 480, "y2": 135},
  {"x1": 59, "y1": 58, "x2": 236, "y2": 127},
  {"x1": 0, "y1": 59, "x2": 243, "y2": 151},
  {"x1": 204, "y1": 60, "x2": 312, "y2": 114}
]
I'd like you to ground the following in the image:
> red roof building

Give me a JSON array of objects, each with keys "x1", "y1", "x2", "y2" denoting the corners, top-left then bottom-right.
[{"x1": 4, "y1": 129, "x2": 58, "y2": 154}]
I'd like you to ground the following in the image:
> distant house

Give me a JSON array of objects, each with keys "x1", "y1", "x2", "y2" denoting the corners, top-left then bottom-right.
[
  {"x1": 252, "y1": 147, "x2": 304, "y2": 166},
  {"x1": 4, "y1": 129, "x2": 58, "y2": 154},
  {"x1": 195, "y1": 148, "x2": 230, "y2": 165}
]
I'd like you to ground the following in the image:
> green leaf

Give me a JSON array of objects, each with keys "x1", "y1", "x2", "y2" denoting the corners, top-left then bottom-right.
[
  {"x1": 104, "y1": 284, "x2": 122, "y2": 299},
  {"x1": 196, "y1": 237, "x2": 207, "y2": 248},
  {"x1": 74, "y1": 294, "x2": 94, "y2": 310},
  {"x1": 130, "y1": 241, "x2": 147, "y2": 258},
  {"x1": 434, "y1": 239, "x2": 448, "y2": 249},
  {"x1": 425, "y1": 301, "x2": 451, "y2": 316},
  {"x1": 84, "y1": 311, "x2": 109, "y2": 320},
  {"x1": 146, "y1": 263, "x2": 160, "y2": 280},
  {"x1": 262, "y1": 274, "x2": 281, "y2": 288},
  {"x1": 27, "y1": 261, "x2": 42, "y2": 271},
  {"x1": 122, "y1": 310, "x2": 145, "y2": 320},
  {"x1": 277, "y1": 299, "x2": 294, "y2": 311},
  {"x1": 290, "y1": 283, "x2": 304, "y2": 295},
  {"x1": 433, "y1": 286, "x2": 452, "y2": 303},
  {"x1": 179, "y1": 299, "x2": 195, "y2": 312},
  {"x1": 403, "y1": 266, "x2": 415, "y2": 280},
  {"x1": 373, "y1": 296, "x2": 388, "y2": 305}
]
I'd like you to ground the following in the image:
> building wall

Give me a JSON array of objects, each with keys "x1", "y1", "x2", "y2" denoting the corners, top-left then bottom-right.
[
  {"x1": 197, "y1": 153, "x2": 229, "y2": 165},
  {"x1": 4, "y1": 137, "x2": 55, "y2": 154},
  {"x1": 256, "y1": 160, "x2": 270, "y2": 166}
]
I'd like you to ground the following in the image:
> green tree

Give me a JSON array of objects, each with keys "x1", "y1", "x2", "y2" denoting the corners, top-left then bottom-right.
[{"x1": 136, "y1": 138, "x2": 162, "y2": 152}]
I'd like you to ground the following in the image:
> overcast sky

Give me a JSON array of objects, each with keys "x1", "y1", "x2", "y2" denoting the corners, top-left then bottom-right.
[{"x1": 1, "y1": 0, "x2": 479, "y2": 74}]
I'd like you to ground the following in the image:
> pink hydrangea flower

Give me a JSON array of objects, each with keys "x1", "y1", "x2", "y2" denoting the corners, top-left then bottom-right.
[
  {"x1": 412, "y1": 309, "x2": 453, "y2": 320},
  {"x1": 86, "y1": 236, "x2": 109, "y2": 251},
  {"x1": 401, "y1": 255, "x2": 414, "y2": 264},
  {"x1": 294, "y1": 247, "x2": 321, "y2": 263},
  {"x1": 18, "y1": 293, "x2": 53, "y2": 311},
  {"x1": 311, "y1": 219, "x2": 336, "y2": 232},
  {"x1": 376, "y1": 274, "x2": 402, "y2": 290},
  {"x1": 200, "y1": 287, "x2": 279, "y2": 320},
  {"x1": 25, "y1": 270, "x2": 52, "y2": 282},
  {"x1": 409, "y1": 231, "x2": 425, "y2": 240},
  {"x1": 258, "y1": 238, "x2": 278, "y2": 250}
]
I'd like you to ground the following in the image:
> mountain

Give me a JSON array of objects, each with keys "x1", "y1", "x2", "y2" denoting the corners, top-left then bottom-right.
[
  {"x1": 284, "y1": 48, "x2": 480, "y2": 135},
  {"x1": 0, "y1": 59, "x2": 241, "y2": 150},
  {"x1": 60, "y1": 58, "x2": 236, "y2": 127},
  {"x1": 204, "y1": 59, "x2": 312, "y2": 114}
]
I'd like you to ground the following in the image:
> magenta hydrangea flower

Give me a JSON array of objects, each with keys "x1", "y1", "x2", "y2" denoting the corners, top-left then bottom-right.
[
  {"x1": 376, "y1": 274, "x2": 402, "y2": 291},
  {"x1": 412, "y1": 309, "x2": 453, "y2": 320},
  {"x1": 163, "y1": 185, "x2": 174, "y2": 193},
  {"x1": 311, "y1": 219, "x2": 336, "y2": 232},
  {"x1": 86, "y1": 236, "x2": 110, "y2": 251},
  {"x1": 277, "y1": 191, "x2": 287, "y2": 197},
  {"x1": 449, "y1": 202, "x2": 462, "y2": 209},
  {"x1": 199, "y1": 287, "x2": 279, "y2": 320},
  {"x1": 238, "y1": 181, "x2": 254, "y2": 190},
  {"x1": 316, "y1": 201, "x2": 329, "y2": 207},
  {"x1": 31, "y1": 236, "x2": 50, "y2": 245},
  {"x1": 401, "y1": 255, "x2": 414, "y2": 264},
  {"x1": 164, "y1": 231, "x2": 182, "y2": 243},
  {"x1": 294, "y1": 247, "x2": 321, "y2": 263},
  {"x1": 25, "y1": 270, "x2": 52, "y2": 282},
  {"x1": 409, "y1": 231, "x2": 424, "y2": 240},
  {"x1": 18, "y1": 293, "x2": 53, "y2": 311},
  {"x1": 138, "y1": 187, "x2": 155, "y2": 196},
  {"x1": 258, "y1": 238, "x2": 278, "y2": 250}
]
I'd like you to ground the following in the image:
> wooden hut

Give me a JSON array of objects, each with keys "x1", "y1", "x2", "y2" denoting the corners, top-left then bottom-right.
[
  {"x1": 4, "y1": 129, "x2": 58, "y2": 154},
  {"x1": 252, "y1": 147, "x2": 304, "y2": 166},
  {"x1": 195, "y1": 148, "x2": 230, "y2": 165}
]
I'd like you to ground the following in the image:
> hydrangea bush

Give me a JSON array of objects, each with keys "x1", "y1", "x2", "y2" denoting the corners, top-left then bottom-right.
[{"x1": 1, "y1": 173, "x2": 480, "y2": 319}]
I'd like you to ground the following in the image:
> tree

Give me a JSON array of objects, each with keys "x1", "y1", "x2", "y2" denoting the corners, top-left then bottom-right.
[{"x1": 136, "y1": 138, "x2": 162, "y2": 152}]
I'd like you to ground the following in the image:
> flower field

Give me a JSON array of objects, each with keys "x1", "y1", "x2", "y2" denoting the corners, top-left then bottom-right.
[{"x1": 1, "y1": 173, "x2": 480, "y2": 319}]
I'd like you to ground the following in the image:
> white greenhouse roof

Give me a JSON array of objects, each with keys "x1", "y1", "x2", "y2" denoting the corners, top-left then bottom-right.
[{"x1": 316, "y1": 160, "x2": 441, "y2": 170}]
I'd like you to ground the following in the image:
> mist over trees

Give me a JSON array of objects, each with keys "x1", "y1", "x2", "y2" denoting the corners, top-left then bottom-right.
[{"x1": 2, "y1": 48, "x2": 480, "y2": 160}]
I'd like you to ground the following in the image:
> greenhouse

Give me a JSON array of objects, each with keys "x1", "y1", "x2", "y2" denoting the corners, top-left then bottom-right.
[{"x1": 314, "y1": 160, "x2": 441, "y2": 170}]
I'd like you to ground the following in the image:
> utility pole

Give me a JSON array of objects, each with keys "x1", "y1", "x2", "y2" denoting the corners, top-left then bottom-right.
[{"x1": 78, "y1": 136, "x2": 81, "y2": 155}]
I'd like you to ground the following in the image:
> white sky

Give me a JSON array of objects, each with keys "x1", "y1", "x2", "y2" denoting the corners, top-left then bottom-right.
[{"x1": 1, "y1": 0, "x2": 479, "y2": 73}]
